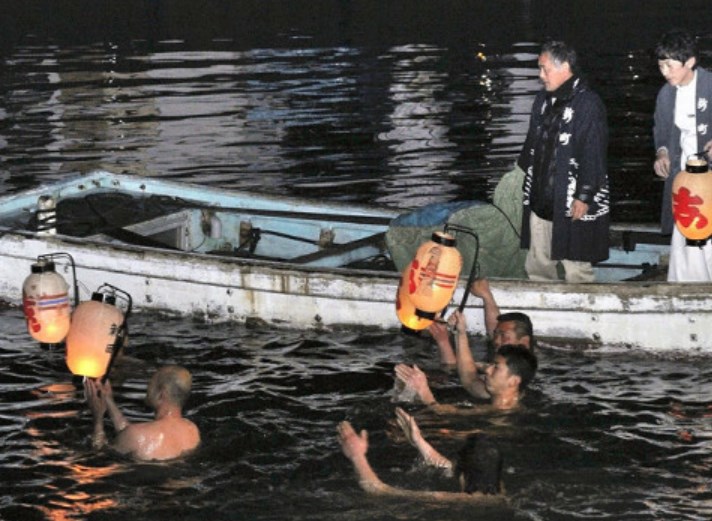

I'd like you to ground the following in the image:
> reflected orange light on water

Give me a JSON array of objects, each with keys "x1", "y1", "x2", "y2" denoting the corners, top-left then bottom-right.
[{"x1": 39, "y1": 463, "x2": 121, "y2": 520}]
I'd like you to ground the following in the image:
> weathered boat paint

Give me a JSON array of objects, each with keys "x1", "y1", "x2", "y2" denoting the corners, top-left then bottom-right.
[{"x1": 1, "y1": 171, "x2": 710, "y2": 352}]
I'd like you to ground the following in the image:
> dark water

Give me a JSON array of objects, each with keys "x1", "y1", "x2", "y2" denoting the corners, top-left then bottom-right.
[
  {"x1": 1, "y1": 0, "x2": 711, "y2": 220},
  {"x1": 3, "y1": 2, "x2": 712, "y2": 520},
  {"x1": 2, "y1": 305, "x2": 712, "y2": 521}
]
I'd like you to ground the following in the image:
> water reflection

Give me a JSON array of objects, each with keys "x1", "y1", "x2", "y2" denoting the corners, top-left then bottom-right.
[
  {"x1": 3, "y1": 306, "x2": 712, "y2": 520},
  {"x1": 4, "y1": 2, "x2": 712, "y2": 519},
  {"x1": 1, "y1": 18, "x2": 689, "y2": 218},
  {"x1": 377, "y1": 44, "x2": 460, "y2": 206},
  {"x1": 37, "y1": 460, "x2": 121, "y2": 520}
]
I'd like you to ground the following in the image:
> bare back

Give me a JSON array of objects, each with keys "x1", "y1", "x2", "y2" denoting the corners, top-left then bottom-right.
[{"x1": 115, "y1": 416, "x2": 200, "y2": 461}]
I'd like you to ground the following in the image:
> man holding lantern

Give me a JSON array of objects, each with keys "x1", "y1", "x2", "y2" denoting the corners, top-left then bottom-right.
[
  {"x1": 85, "y1": 365, "x2": 201, "y2": 461},
  {"x1": 519, "y1": 40, "x2": 610, "y2": 282},
  {"x1": 429, "y1": 278, "x2": 534, "y2": 400},
  {"x1": 653, "y1": 29, "x2": 712, "y2": 281},
  {"x1": 395, "y1": 311, "x2": 538, "y2": 413}
]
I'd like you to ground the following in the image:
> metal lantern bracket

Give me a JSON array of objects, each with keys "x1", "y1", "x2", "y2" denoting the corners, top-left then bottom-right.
[
  {"x1": 37, "y1": 252, "x2": 80, "y2": 307},
  {"x1": 94, "y1": 283, "x2": 133, "y2": 383},
  {"x1": 443, "y1": 223, "x2": 480, "y2": 313}
]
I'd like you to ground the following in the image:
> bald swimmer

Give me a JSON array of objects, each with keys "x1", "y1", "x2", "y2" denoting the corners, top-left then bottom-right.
[{"x1": 85, "y1": 365, "x2": 200, "y2": 461}]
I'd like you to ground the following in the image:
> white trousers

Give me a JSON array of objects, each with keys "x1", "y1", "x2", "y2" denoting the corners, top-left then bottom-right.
[
  {"x1": 525, "y1": 212, "x2": 595, "y2": 283},
  {"x1": 667, "y1": 227, "x2": 712, "y2": 281}
]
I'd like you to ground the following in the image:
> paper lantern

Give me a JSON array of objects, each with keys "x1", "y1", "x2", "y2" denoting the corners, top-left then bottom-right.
[
  {"x1": 65, "y1": 293, "x2": 125, "y2": 378},
  {"x1": 401, "y1": 231, "x2": 462, "y2": 314},
  {"x1": 395, "y1": 278, "x2": 434, "y2": 331},
  {"x1": 22, "y1": 260, "x2": 71, "y2": 344},
  {"x1": 672, "y1": 157, "x2": 712, "y2": 242}
]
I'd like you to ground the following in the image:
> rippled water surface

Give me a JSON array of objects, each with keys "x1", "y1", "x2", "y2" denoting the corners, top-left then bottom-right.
[
  {"x1": 2, "y1": 305, "x2": 712, "y2": 521},
  {"x1": 3, "y1": 2, "x2": 712, "y2": 520},
  {"x1": 1, "y1": 0, "x2": 711, "y2": 220}
]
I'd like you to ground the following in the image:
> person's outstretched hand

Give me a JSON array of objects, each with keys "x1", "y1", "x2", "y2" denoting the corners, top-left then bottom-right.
[
  {"x1": 394, "y1": 364, "x2": 435, "y2": 405},
  {"x1": 395, "y1": 407, "x2": 422, "y2": 448},
  {"x1": 395, "y1": 364, "x2": 426, "y2": 394},
  {"x1": 84, "y1": 377, "x2": 108, "y2": 420},
  {"x1": 337, "y1": 421, "x2": 368, "y2": 461}
]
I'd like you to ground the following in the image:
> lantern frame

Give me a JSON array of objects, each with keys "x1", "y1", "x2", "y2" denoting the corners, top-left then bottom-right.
[
  {"x1": 672, "y1": 154, "x2": 712, "y2": 245},
  {"x1": 95, "y1": 284, "x2": 133, "y2": 381},
  {"x1": 403, "y1": 231, "x2": 463, "y2": 314},
  {"x1": 23, "y1": 252, "x2": 80, "y2": 347},
  {"x1": 395, "y1": 224, "x2": 480, "y2": 336},
  {"x1": 64, "y1": 283, "x2": 133, "y2": 380},
  {"x1": 443, "y1": 224, "x2": 481, "y2": 313}
]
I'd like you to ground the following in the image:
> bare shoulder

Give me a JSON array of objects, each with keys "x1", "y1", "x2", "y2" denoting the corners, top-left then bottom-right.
[
  {"x1": 179, "y1": 417, "x2": 201, "y2": 444},
  {"x1": 114, "y1": 418, "x2": 200, "y2": 461}
]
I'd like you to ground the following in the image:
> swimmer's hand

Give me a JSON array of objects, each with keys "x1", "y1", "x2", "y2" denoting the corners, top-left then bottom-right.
[
  {"x1": 395, "y1": 407, "x2": 422, "y2": 448},
  {"x1": 337, "y1": 421, "x2": 368, "y2": 460},
  {"x1": 84, "y1": 377, "x2": 108, "y2": 420}
]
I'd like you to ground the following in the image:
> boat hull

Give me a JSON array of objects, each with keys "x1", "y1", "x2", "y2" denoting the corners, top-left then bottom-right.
[
  {"x1": 2, "y1": 230, "x2": 711, "y2": 352},
  {"x1": 1, "y1": 171, "x2": 710, "y2": 352}
]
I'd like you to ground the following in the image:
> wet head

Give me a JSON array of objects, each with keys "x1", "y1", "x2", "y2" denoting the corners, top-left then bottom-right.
[
  {"x1": 146, "y1": 365, "x2": 193, "y2": 409},
  {"x1": 493, "y1": 312, "x2": 534, "y2": 350},
  {"x1": 485, "y1": 345, "x2": 538, "y2": 399}
]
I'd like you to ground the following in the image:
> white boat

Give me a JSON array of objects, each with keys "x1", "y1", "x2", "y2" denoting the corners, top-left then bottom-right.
[{"x1": 0, "y1": 170, "x2": 709, "y2": 352}]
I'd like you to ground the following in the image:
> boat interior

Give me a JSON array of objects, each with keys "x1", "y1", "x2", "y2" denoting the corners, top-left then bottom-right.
[
  {"x1": 1, "y1": 190, "x2": 396, "y2": 271},
  {"x1": 0, "y1": 176, "x2": 669, "y2": 280}
]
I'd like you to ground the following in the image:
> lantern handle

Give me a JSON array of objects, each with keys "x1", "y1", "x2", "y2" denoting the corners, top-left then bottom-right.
[
  {"x1": 38, "y1": 252, "x2": 80, "y2": 307},
  {"x1": 443, "y1": 224, "x2": 480, "y2": 312},
  {"x1": 95, "y1": 284, "x2": 133, "y2": 383},
  {"x1": 688, "y1": 151, "x2": 710, "y2": 165}
]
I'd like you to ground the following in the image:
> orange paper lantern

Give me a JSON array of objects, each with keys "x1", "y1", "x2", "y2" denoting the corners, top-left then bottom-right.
[
  {"x1": 22, "y1": 260, "x2": 71, "y2": 344},
  {"x1": 65, "y1": 293, "x2": 125, "y2": 378},
  {"x1": 401, "y1": 231, "x2": 462, "y2": 314},
  {"x1": 395, "y1": 278, "x2": 434, "y2": 331},
  {"x1": 672, "y1": 157, "x2": 712, "y2": 241}
]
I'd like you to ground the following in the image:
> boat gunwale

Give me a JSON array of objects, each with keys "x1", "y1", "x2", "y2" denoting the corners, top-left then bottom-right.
[
  {"x1": 0, "y1": 225, "x2": 402, "y2": 281},
  {"x1": 0, "y1": 170, "x2": 402, "y2": 221}
]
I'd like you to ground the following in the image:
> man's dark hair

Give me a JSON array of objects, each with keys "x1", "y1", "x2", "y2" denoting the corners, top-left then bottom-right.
[
  {"x1": 497, "y1": 312, "x2": 535, "y2": 344},
  {"x1": 454, "y1": 433, "x2": 502, "y2": 495},
  {"x1": 496, "y1": 344, "x2": 538, "y2": 391},
  {"x1": 656, "y1": 29, "x2": 698, "y2": 66},
  {"x1": 541, "y1": 40, "x2": 578, "y2": 74}
]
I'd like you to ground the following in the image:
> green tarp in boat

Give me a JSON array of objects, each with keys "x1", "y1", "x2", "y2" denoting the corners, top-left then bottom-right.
[{"x1": 386, "y1": 166, "x2": 527, "y2": 279}]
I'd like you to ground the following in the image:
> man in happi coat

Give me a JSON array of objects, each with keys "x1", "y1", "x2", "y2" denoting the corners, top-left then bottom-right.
[{"x1": 518, "y1": 40, "x2": 610, "y2": 282}]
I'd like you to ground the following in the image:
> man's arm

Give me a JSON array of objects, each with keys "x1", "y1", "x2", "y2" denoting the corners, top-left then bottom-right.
[
  {"x1": 395, "y1": 407, "x2": 452, "y2": 472},
  {"x1": 470, "y1": 278, "x2": 500, "y2": 337},
  {"x1": 570, "y1": 92, "x2": 608, "y2": 215},
  {"x1": 337, "y1": 421, "x2": 505, "y2": 503},
  {"x1": 337, "y1": 421, "x2": 394, "y2": 494},
  {"x1": 451, "y1": 311, "x2": 490, "y2": 400},
  {"x1": 100, "y1": 380, "x2": 129, "y2": 432},
  {"x1": 84, "y1": 378, "x2": 108, "y2": 449},
  {"x1": 84, "y1": 378, "x2": 136, "y2": 455},
  {"x1": 428, "y1": 321, "x2": 456, "y2": 367}
]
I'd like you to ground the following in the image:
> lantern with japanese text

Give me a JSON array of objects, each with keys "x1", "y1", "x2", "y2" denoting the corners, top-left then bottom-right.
[
  {"x1": 672, "y1": 156, "x2": 712, "y2": 244},
  {"x1": 22, "y1": 260, "x2": 71, "y2": 345},
  {"x1": 65, "y1": 291, "x2": 127, "y2": 379},
  {"x1": 395, "y1": 277, "x2": 435, "y2": 331},
  {"x1": 400, "y1": 231, "x2": 462, "y2": 316}
]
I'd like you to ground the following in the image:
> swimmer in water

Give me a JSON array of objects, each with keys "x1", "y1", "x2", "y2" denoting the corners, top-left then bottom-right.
[
  {"x1": 337, "y1": 407, "x2": 505, "y2": 503},
  {"x1": 85, "y1": 365, "x2": 200, "y2": 461}
]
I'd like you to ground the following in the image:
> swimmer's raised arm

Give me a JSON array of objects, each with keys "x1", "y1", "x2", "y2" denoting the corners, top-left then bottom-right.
[{"x1": 395, "y1": 407, "x2": 452, "y2": 472}]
